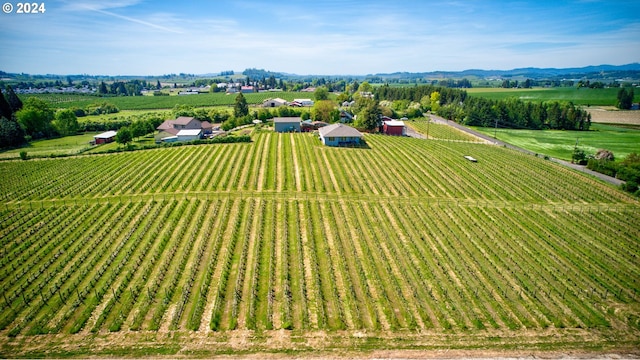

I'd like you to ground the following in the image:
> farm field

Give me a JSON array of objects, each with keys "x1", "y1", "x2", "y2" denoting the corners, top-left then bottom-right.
[
  {"x1": 471, "y1": 123, "x2": 640, "y2": 161},
  {"x1": 0, "y1": 133, "x2": 98, "y2": 160},
  {"x1": 0, "y1": 132, "x2": 639, "y2": 357},
  {"x1": 466, "y1": 87, "x2": 639, "y2": 107},
  {"x1": 19, "y1": 91, "x2": 321, "y2": 110},
  {"x1": 406, "y1": 120, "x2": 484, "y2": 142}
]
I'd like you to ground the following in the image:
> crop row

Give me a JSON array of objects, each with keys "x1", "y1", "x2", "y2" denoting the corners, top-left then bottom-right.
[
  {"x1": 1, "y1": 197, "x2": 637, "y2": 335},
  {"x1": 406, "y1": 120, "x2": 483, "y2": 142},
  {"x1": 1, "y1": 133, "x2": 635, "y2": 205}
]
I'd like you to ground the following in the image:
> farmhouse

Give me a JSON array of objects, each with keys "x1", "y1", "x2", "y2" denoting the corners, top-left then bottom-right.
[
  {"x1": 241, "y1": 86, "x2": 255, "y2": 93},
  {"x1": 383, "y1": 120, "x2": 407, "y2": 136},
  {"x1": 157, "y1": 116, "x2": 202, "y2": 131},
  {"x1": 318, "y1": 123, "x2": 363, "y2": 147},
  {"x1": 154, "y1": 128, "x2": 179, "y2": 143},
  {"x1": 263, "y1": 98, "x2": 288, "y2": 107},
  {"x1": 273, "y1": 117, "x2": 301, "y2": 133},
  {"x1": 94, "y1": 131, "x2": 117, "y2": 144}
]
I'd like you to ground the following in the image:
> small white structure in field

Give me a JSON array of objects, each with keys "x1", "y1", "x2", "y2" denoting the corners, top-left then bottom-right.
[{"x1": 464, "y1": 155, "x2": 477, "y2": 162}]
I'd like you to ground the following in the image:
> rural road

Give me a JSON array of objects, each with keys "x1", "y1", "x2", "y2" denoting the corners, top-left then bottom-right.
[{"x1": 419, "y1": 113, "x2": 625, "y2": 187}]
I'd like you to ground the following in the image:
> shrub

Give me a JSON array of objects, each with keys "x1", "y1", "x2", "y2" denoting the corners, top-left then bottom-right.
[{"x1": 19, "y1": 151, "x2": 27, "y2": 160}]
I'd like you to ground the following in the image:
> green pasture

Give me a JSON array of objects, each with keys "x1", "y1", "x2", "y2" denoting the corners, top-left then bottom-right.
[
  {"x1": 466, "y1": 87, "x2": 639, "y2": 106},
  {"x1": 471, "y1": 123, "x2": 640, "y2": 160},
  {"x1": 0, "y1": 133, "x2": 97, "y2": 160}
]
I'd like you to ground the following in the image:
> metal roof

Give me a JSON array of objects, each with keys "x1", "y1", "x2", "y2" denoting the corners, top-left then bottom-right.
[
  {"x1": 177, "y1": 129, "x2": 202, "y2": 136},
  {"x1": 384, "y1": 120, "x2": 405, "y2": 127},
  {"x1": 273, "y1": 117, "x2": 301, "y2": 123},
  {"x1": 319, "y1": 123, "x2": 363, "y2": 138},
  {"x1": 94, "y1": 131, "x2": 117, "y2": 139}
]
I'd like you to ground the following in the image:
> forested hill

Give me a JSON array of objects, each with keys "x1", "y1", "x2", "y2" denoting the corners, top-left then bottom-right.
[{"x1": 373, "y1": 63, "x2": 640, "y2": 81}]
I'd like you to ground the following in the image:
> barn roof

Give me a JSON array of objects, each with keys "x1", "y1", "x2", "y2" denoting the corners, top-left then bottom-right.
[
  {"x1": 319, "y1": 123, "x2": 363, "y2": 138},
  {"x1": 94, "y1": 131, "x2": 117, "y2": 139},
  {"x1": 384, "y1": 120, "x2": 405, "y2": 127}
]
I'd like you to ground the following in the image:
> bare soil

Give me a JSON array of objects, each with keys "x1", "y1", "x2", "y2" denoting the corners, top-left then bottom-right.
[{"x1": 587, "y1": 107, "x2": 640, "y2": 125}]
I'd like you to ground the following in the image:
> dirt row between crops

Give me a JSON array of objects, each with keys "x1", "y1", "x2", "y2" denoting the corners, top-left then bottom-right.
[{"x1": 2, "y1": 328, "x2": 640, "y2": 359}]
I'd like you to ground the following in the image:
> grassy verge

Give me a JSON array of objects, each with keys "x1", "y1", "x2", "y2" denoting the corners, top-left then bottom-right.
[{"x1": 0, "y1": 133, "x2": 98, "y2": 160}]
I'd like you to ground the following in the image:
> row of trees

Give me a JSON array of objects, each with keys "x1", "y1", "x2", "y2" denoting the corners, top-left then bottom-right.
[
  {"x1": 459, "y1": 97, "x2": 591, "y2": 130},
  {"x1": 370, "y1": 84, "x2": 591, "y2": 130}
]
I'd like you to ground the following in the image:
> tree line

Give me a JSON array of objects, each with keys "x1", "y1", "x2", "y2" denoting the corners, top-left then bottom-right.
[
  {"x1": 1, "y1": 86, "x2": 126, "y2": 147},
  {"x1": 372, "y1": 84, "x2": 591, "y2": 131}
]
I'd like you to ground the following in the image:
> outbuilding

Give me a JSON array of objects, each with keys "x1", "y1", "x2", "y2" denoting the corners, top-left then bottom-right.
[
  {"x1": 273, "y1": 117, "x2": 301, "y2": 133},
  {"x1": 176, "y1": 129, "x2": 202, "y2": 142},
  {"x1": 383, "y1": 120, "x2": 406, "y2": 136},
  {"x1": 94, "y1": 131, "x2": 117, "y2": 144},
  {"x1": 263, "y1": 98, "x2": 288, "y2": 107},
  {"x1": 318, "y1": 123, "x2": 363, "y2": 147}
]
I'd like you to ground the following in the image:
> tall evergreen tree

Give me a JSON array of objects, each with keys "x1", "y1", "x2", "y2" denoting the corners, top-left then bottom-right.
[
  {"x1": 98, "y1": 81, "x2": 108, "y2": 95},
  {"x1": 617, "y1": 87, "x2": 634, "y2": 109},
  {"x1": 5, "y1": 86, "x2": 23, "y2": 113},
  {"x1": 0, "y1": 117, "x2": 26, "y2": 148},
  {"x1": 0, "y1": 89, "x2": 12, "y2": 119},
  {"x1": 233, "y1": 92, "x2": 249, "y2": 118}
]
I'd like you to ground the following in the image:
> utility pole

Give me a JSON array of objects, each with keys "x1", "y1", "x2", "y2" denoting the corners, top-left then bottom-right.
[
  {"x1": 494, "y1": 118, "x2": 498, "y2": 139},
  {"x1": 426, "y1": 116, "x2": 430, "y2": 139}
]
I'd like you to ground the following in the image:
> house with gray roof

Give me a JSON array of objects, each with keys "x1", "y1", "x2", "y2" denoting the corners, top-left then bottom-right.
[{"x1": 318, "y1": 123, "x2": 363, "y2": 147}]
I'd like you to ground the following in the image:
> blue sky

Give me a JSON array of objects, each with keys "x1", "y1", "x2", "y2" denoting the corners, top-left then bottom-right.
[{"x1": 1, "y1": 0, "x2": 638, "y2": 75}]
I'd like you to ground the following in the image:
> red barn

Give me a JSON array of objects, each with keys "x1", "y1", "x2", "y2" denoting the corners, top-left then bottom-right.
[{"x1": 383, "y1": 120, "x2": 406, "y2": 136}]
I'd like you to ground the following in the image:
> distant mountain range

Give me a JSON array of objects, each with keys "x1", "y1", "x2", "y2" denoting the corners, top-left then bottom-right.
[
  {"x1": 3, "y1": 63, "x2": 640, "y2": 82},
  {"x1": 371, "y1": 63, "x2": 640, "y2": 80}
]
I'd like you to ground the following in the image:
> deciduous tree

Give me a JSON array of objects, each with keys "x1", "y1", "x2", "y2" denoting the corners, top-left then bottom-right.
[
  {"x1": 314, "y1": 86, "x2": 329, "y2": 101},
  {"x1": 354, "y1": 98, "x2": 381, "y2": 131},
  {"x1": 311, "y1": 100, "x2": 339, "y2": 123},
  {"x1": 430, "y1": 91, "x2": 441, "y2": 112},
  {"x1": 53, "y1": 109, "x2": 79, "y2": 136},
  {"x1": 15, "y1": 97, "x2": 55, "y2": 138},
  {"x1": 617, "y1": 87, "x2": 634, "y2": 109},
  {"x1": 115, "y1": 126, "x2": 133, "y2": 146}
]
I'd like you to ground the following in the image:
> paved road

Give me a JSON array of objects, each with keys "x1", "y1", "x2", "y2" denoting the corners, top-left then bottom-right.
[{"x1": 414, "y1": 114, "x2": 625, "y2": 187}]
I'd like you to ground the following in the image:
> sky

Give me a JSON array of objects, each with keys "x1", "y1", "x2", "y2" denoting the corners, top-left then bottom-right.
[{"x1": 1, "y1": 0, "x2": 639, "y2": 76}]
